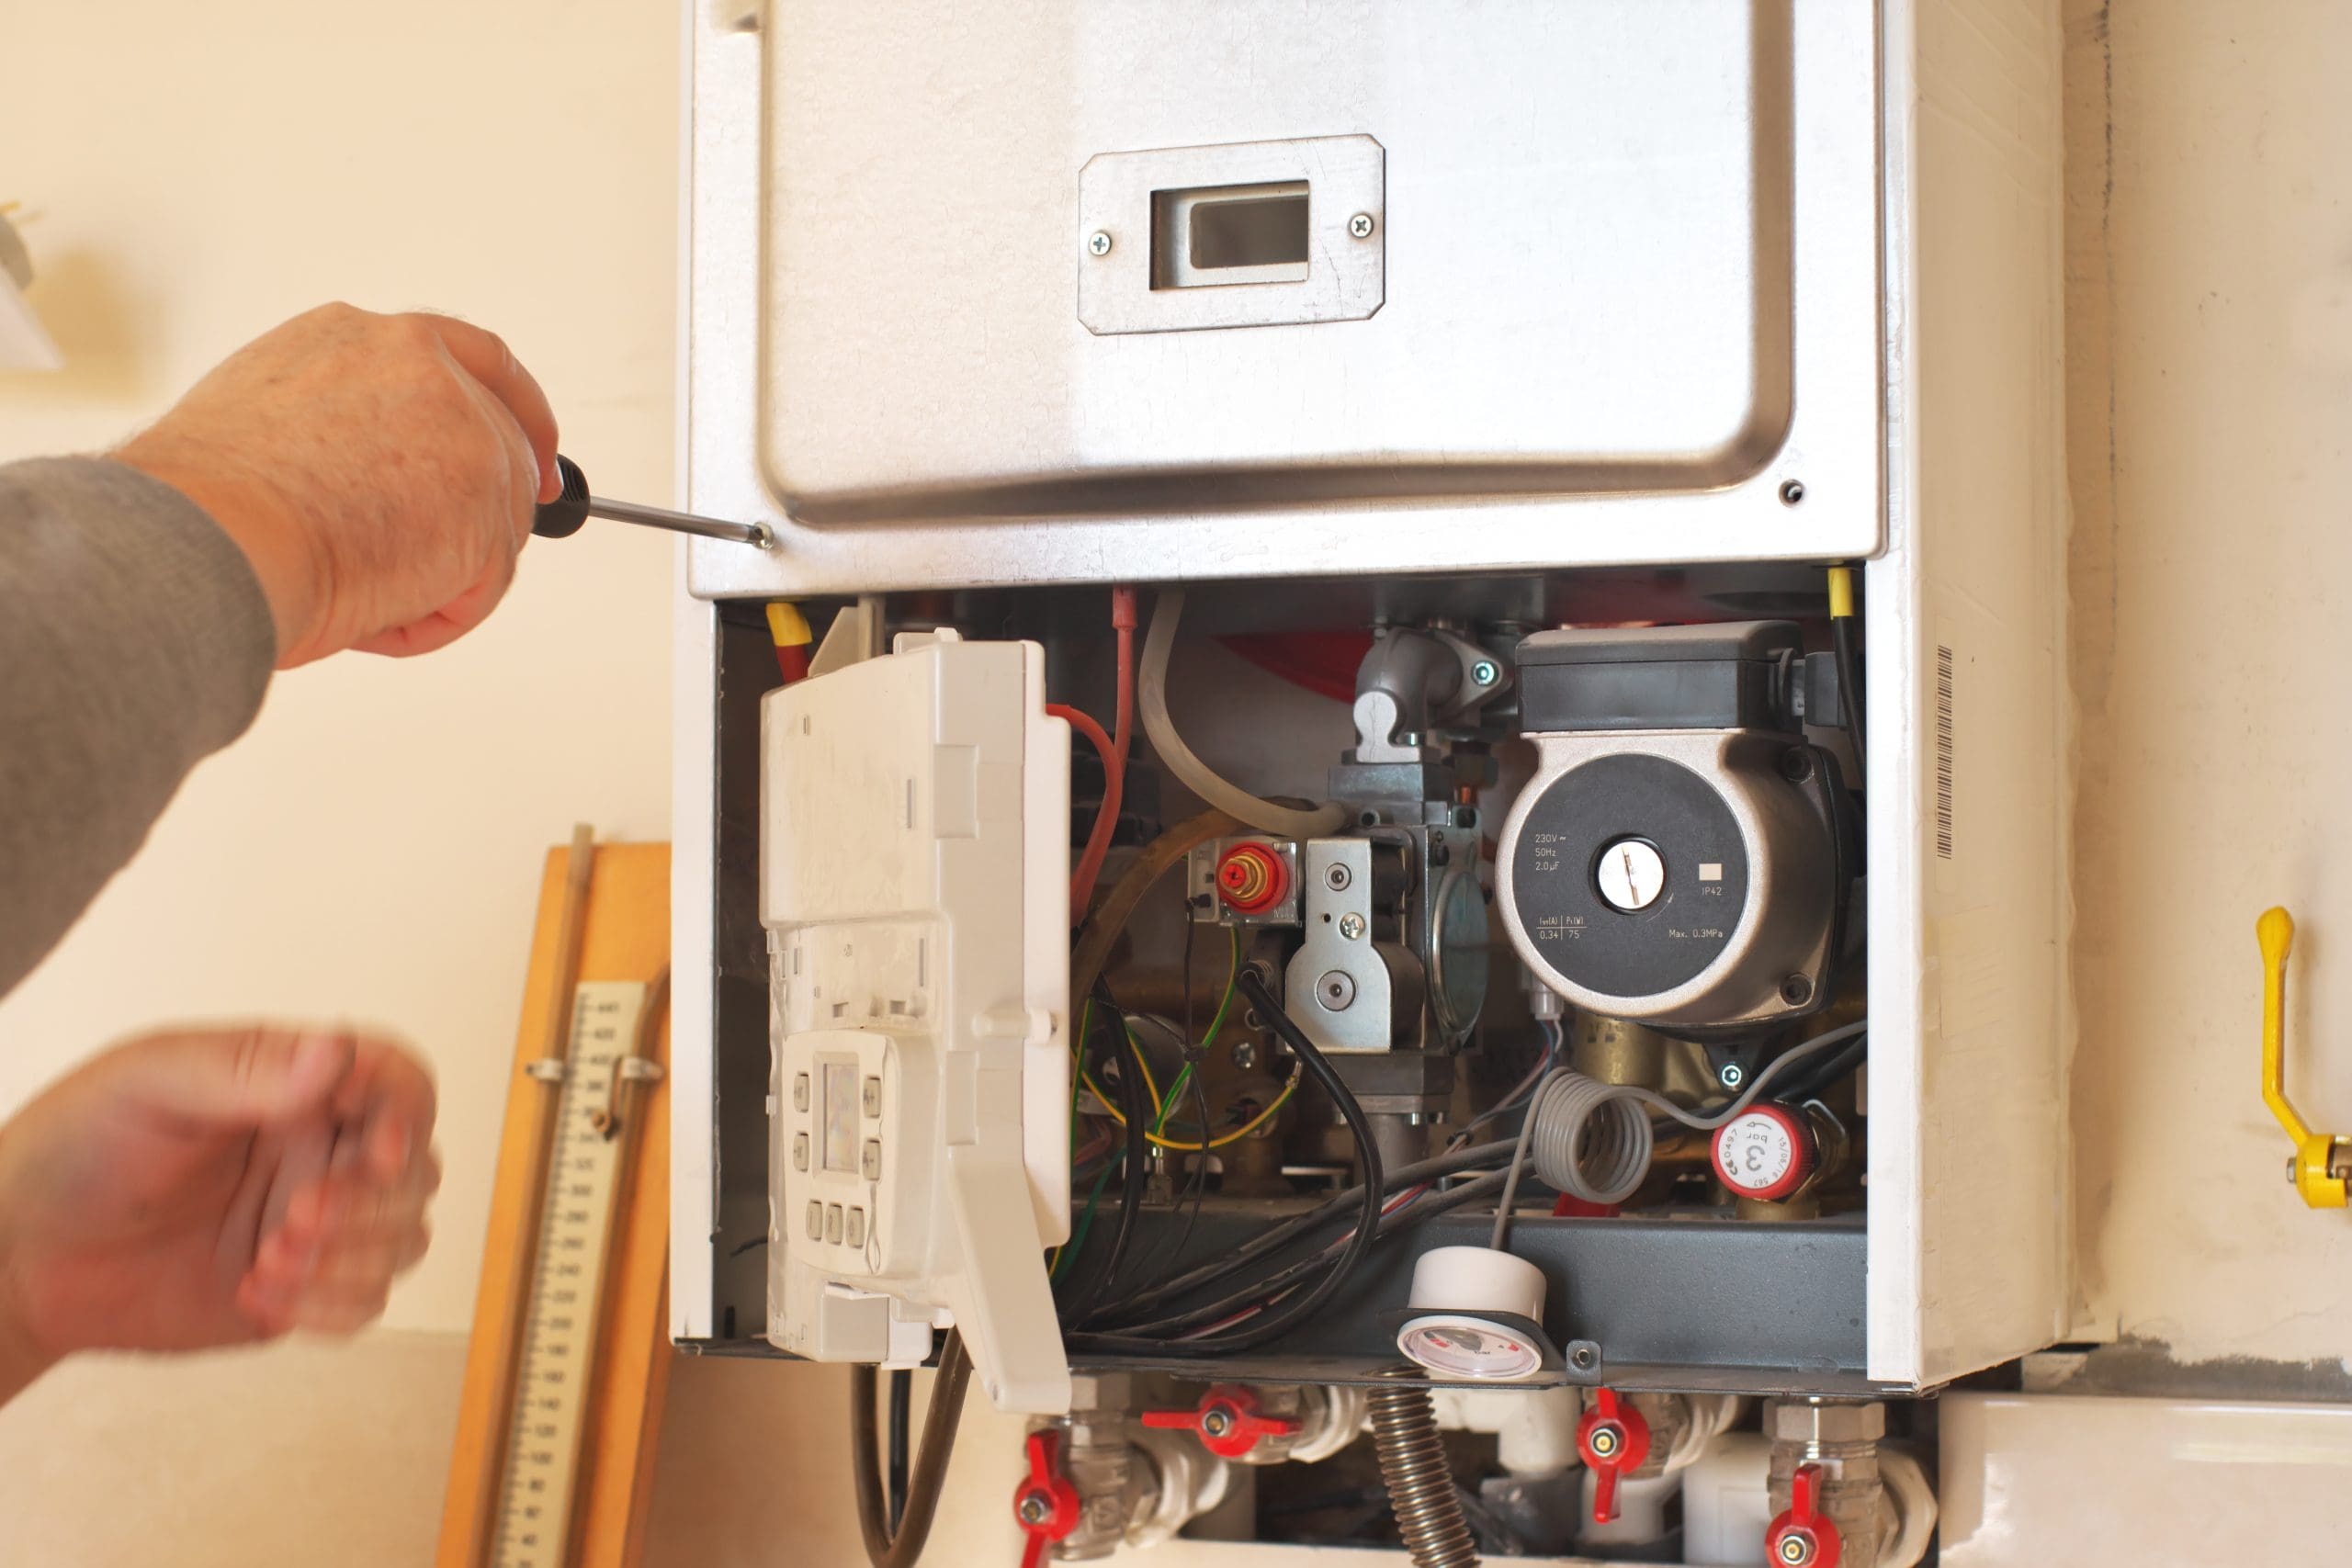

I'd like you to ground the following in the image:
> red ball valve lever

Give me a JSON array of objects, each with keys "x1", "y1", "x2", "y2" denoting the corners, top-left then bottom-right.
[
  {"x1": 1012, "y1": 1428, "x2": 1082, "y2": 1568},
  {"x1": 1141, "y1": 1383, "x2": 1301, "y2": 1460},
  {"x1": 1575, "y1": 1387, "x2": 1652, "y2": 1525},
  {"x1": 1766, "y1": 1461, "x2": 1843, "y2": 1568}
]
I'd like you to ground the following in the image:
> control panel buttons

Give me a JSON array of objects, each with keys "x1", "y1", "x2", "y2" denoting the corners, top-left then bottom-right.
[
  {"x1": 862, "y1": 1075, "x2": 883, "y2": 1116},
  {"x1": 846, "y1": 1207, "x2": 866, "y2": 1247},
  {"x1": 805, "y1": 1201, "x2": 824, "y2": 1240},
  {"x1": 825, "y1": 1203, "x2": 843, "y2": 1244},
  {"x1": 792, "y1": 1072, "x2": 810, "y2": 1111},
  {"x1": 862, "y1": 1139, "x2": 883, "y2": 1179},
  {"x1": 792, "y1": 1132, "x2": 810, "y2": 1171}
]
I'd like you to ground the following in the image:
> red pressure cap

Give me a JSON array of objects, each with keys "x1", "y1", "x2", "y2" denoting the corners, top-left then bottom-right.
[
  {"x1": 1012, "y1": 1428, "x2": 1082, "y2": 1568},
  {"x1": 1140, "y1": 1383, "x2": 1301, "y2": 1459},
  {"x1": 1215, "y1": 842, "x2": 1290, "y2": 914},
  {"x1": 1766, "y1": 1461, "x2": 1843, "y2": 1568},
  {"x1": 1711, "y1": 1101, "x2": 1818, "y2": 1202},
  {"x1": 1575, "y1": 1387, "x2": 1653, "y2": 1524}
]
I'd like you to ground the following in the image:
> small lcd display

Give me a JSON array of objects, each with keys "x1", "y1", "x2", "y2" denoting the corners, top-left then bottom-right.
[{"x1": 821, "y1": 1060, "x2": 858, "y2": 1174}]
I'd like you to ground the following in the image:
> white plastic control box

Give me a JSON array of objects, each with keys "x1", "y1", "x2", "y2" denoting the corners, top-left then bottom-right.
[{"x1": 759, "y1": 628, "x2": 1073, "y2": 1413}]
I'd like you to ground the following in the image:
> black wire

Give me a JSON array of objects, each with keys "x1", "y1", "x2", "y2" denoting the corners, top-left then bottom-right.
[
  {"x1": 884, "y1": 1369, "x2": 911, "y2": 1533},
  {"x1": 1087, "y1": 1138, "x2": 1518, "y2": 1326},
  {"x1": 1773, "y1": 1032, "x2": 1869, "y2": 1104},
  {"x1": 1832, "y1": 613, "x2": 1866, "y2": 766},
  {"x1": 850, "y1": 1333, "x2": 970, "y2": 1568},
  {"x1": 1099, "y1": 1168, "x2": 1510, "y2": 1339},
  {"x1": 1057, "y1": 981, "x2": 1150, "y2": 1326},
  {"x1": 1064, "y1": 971, "x2": 1383, "y2": 1357}
]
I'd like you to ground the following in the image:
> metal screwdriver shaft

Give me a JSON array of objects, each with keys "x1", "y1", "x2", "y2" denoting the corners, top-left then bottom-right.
[{"x1": 532, "y1": 454, "x2": 772, "y2": 548}]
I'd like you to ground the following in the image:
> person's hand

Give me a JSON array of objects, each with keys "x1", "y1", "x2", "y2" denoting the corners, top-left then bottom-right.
[
  {"x1": 114, "y1": 303, "x2": 562, "y2": 667},
  {"x1": 0, "y1": 1027, "x2": 439, "y2": 1389}
]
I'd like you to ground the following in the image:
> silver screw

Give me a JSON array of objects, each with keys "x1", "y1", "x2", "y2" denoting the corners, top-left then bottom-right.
[
  {"x1": 1471, "y1": 660, "x2": 1498, "y2": 686},
  {"x1": 1326, "y1": 863, "x2": 1352, "y2": 891},
  {"x1": 1202, "y1": 1408, "x2": 1234, "y2": 1438},
  {"x1": 1778, "y1": 1533, "x2": 1815, "y2": 1566},
  {"x1": 2289, "y1": 1154, "x2": 2301, "y2": 1184},
  {"x1": 1348, "y1": 212, "x2": 1375, "y2": 239},
  {"x1": 1718, "y1": 1062, "x2": 1746, "y2": 1090},
  {"x1": 1018, "y1": 1494, "x2": 1050, "y2": 1526},
  {"x1": 1232, "y1": 1039, "x2": 1259, "y2": 1071},
  {"x1": 1338, "y1": 912, "x2": 1367, "y2": 941},
  {"x1": 1317, "y1": 970, "x2": 1357, "y2": 1010},
  {"x1": 1087, "y1": 231, "x2": 1113, "y2": 257}
]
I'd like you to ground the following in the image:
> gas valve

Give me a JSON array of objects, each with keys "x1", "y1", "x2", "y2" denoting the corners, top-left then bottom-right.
[
  {"x1": 1140, "y1": 1384, "x2": 1302, "y2": 1461},
  {"x1": 1011, "y1": 1429, "x2": 1081, "y2": 1568},
  {"x1": 1574, "y1": 1387, "x2": 1652, "y2": 1524},
  {"x1": 1766, "y1": 1461, "x2": 1842, "y2": 1568},
  {"x1": 2256, "y1": 908, "x2": 2352, "y2": 1208}
]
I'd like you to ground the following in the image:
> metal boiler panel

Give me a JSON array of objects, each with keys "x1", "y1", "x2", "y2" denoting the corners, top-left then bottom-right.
[{"x1": 684, "y1": 0, "x2": 1883, "y2": 598}]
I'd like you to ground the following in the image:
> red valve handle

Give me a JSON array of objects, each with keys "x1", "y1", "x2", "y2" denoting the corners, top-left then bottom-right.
[
  {"x1": 1574, "y1": 1387, "x2": 1653, "y2": 1525},
  {"x1": 1012, "y1": 1428, "x2": 1082, "y2": 1568},
  {"x1": 1765, "y1": 1461, "x2": 1843, "y2": 1568},
  {"x1": 1140, "y1": 1383, "x2": 1301, "y2": 1459}
]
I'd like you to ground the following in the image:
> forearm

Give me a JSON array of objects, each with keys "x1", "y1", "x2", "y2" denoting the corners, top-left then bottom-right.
[{"x1": 0, "y1": 457, "x2": 275, "y2": 997}]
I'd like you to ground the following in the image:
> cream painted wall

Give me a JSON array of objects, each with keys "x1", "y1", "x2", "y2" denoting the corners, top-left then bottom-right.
[
  {"x1": 0, "y1": 0, "x2": 679, "y2": 1335},
  {"x1": 2066, "y1": 0, "x2": 2352, "y2": 1371}
]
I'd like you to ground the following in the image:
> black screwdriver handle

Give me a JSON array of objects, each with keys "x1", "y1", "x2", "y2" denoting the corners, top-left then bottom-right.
[{"x1": 533, "y1": 454, "x2": 592, "y2": 538}]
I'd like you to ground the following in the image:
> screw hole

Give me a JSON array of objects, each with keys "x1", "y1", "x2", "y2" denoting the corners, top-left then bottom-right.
[{"x1": 1779, "y1": 479, "x2": 1806, "y2": 505}]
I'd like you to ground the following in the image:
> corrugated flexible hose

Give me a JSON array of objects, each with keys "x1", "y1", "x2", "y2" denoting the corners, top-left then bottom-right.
[{"x1": 1368, "y1": 1384, "x2": 1479, "y2": 1568}]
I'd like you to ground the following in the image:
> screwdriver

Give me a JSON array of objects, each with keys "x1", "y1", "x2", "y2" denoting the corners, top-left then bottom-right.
[{"x1": 532, "y1": 455, "x2": 773, "y2": 548}]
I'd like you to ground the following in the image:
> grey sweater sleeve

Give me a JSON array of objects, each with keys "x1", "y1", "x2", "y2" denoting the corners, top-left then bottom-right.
[{"x1": 0, "y1": 457, "x2": 276, "y2": 997}]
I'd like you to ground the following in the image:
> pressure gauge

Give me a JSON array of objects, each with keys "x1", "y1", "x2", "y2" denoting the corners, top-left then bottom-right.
[
  {"x1": 1595, "y1": 839, "x2": 1666, "y2": 912},
  {"x1": 1396, "y1": 1315, "x2": 1544, "y2": 1382}
]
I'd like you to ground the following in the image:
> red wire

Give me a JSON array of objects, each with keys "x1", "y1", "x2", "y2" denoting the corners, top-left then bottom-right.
[{"x1": 1057, "y1": 589, "x2": 1136, "y2": 926}]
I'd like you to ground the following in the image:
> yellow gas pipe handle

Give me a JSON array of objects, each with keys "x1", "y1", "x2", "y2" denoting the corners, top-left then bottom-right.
[{"x1": 2257, "y1": 908, "x2": 2349, "y2": 1209}]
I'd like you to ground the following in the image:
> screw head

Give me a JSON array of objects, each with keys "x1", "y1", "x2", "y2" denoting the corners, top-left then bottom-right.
[
  {"x1": 1781, "y1": 975, "x2": 1815, "y2": 1008},
  {"x1": 1231, "y1": 1039, "x2": 1259, "y2": 1071},
  {"x1": 1348, "y1": 212, "x2": 1375, "y2": 239},
  {"x1": 1201, "y1": 1408, "x2": 1234, "y2": 1438},
  {"x1": 1718, "y1": 1061, "x2": 1747, "y2": 1090},
  {"x1": 1780, "y1": 748, "x2": 1815, "y2": 783},
  {"x1": 1087, "y1": 231, "x2": 1113, "y2": 257},
  {"x1": 1588, "y1": 1424, "x2": 1621, "y2": 1460},
  {"x1": 1779, "y1": 479, "x2": 1806, "y2": 505},
  {"x1": 1568, "y1": 1343, "x2": 1600, "y2": 1371},
  {"x1": 1326, "y1": 863, "x2": 1352, "y2": 891},
  {"x1": 1471, "y1": 660, "x2": 1498, "y2": 686},
  {"x1": 1776, "y1": 1530, "x2": 1817, "y2": 1566},
  {"x1": 1017, "y1": 1493, "x2": 1051, "y2": 1527},
  {"x1": 1317, "y1": 970, "x2": 1357, "y2": 1010},
  {"x1": 2290, "y1": 1154, "x2": 2301, "y2": 1184},
  {"x1": 1338, "y1": 912, "x2": 1367, "y2": 941}
]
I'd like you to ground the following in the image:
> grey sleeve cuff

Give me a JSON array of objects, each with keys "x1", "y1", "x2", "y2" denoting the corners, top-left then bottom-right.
[{"x1": 0, "y1": 456, "x2": 277, "y2": 996}]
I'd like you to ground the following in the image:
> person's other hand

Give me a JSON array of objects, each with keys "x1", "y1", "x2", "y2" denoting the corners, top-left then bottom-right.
[
  {"x1": 115, "y1": 303, "x2": 561, "y2": 667},
  {"x1": 0, "y1": 1027, "x2": 439, "y2": 1373}
]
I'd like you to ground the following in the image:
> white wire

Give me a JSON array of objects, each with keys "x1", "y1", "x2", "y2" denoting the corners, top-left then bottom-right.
[{"x1": 1137, "y1": 590, "x2": 1349, "y2": 839}]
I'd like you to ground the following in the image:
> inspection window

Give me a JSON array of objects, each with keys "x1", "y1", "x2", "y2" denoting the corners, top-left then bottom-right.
[{"x1": 1152, "y1": 180, "x2": 1310, "y2": 288}]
